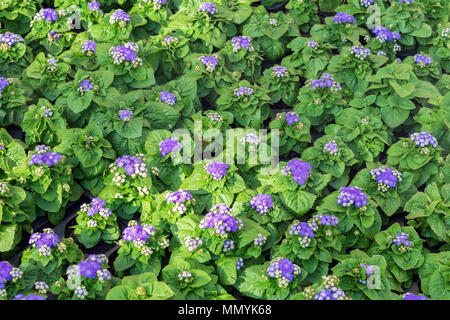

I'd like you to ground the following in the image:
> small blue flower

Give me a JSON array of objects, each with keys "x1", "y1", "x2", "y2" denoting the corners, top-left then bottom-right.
[
  {"x1": 337, "y1": 186, "x2": 367, "y2": 208},
  {"x1": 332, "y1": 12, "x2": 355, "y2": 24},
  {"x1": 198, "y1": 2, "x2": 218, "y2": 14},
  {"x1": 250, "y1": 194, "x2": 273, "y2": 214},
  {"x1": 159, "y1": 90, "x2": 177, "y2": 105},
  {"x1": 119, "y1": 109, "x2": 133, "y2": 121},
  {"x1": 284, "y1": 111, "x2": 300, "y2": 126},
  {"x1": 159, "y1": 137, "x2": 182, "y2": 157}
]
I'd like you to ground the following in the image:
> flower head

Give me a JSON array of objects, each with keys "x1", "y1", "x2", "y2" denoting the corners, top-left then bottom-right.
[
  {"x1": 14, "y1": 294, "x2": 46, "y2": 300},
  {"x1": 360, "y1": 0, "x2": 375, "y2": 7},
  {"x1": 337, "y1": 186, "x2": 367, "y2": 208},
  {"x1": 370, "y1": 166, "x2": 402, "y2": 191},
  {"x1": 41, "y1": 8, "x2": 59, "y2": 22},
  {"x1": 119, "y1": 109, "x2": 133, "y2": 121},
  {"x1": 281, "y1": 159, "x2": 312, "y2": 186},
  {"x1": 199, "y1": 55, "x2": 219, "y2": 72},
  {"x1": 323, "y1": 140, "x2": 338, "y2": 155},
  {"x1": 250, "y1": 194, "x2": 273, "y2": 214},
  {"x1": 332, "y1": 12, "x2": 355, "y2": 24},
  {"x1": 307, "y1": 40, "x2": 318, "y2": 48},
  {"x1": 350, "y1": 46, "x2": 371, "y2": 60},
  {"x1": 166, "y1": 190, "x2": 193, "y2": 215},
  {"x1": 271, "y1": 66, "x2": 288, "y2": 78},
  {"x1": 403, "y1": 293, "x2": 428, "y2": 300},
  {"x1": 410, "y1": 131, "x2": 438, "y2": 148},
  {"x1": 184, "y1": 236, "x2": 203, "y2": 251},
  {"x1": 198, "y1": 2, "x2": 218, "y2": 14},
  {"x1": 88, "y1": 1, "x2": 102, "y2": 12},
  {"x1": 199, "y1": 204, "x2": 242, "y2": 236},
  {"x1": 267, "y1": 258, "x2": 301, "y2": 287},
  {"x1": 414, "y1": 54, "x2": 432, "y2": 67},
  {"x1": 0, "y1": 77, "x2": 12, "y2": 95},
  {"x1": 205, "y1": 161, "x2": 229, "y2": 180},
  {"x1": 115, "y1": 155, "x2": 147, "y2": 177},
  {"x1": 308, "y1": 73, "x2": 341, "y2": 92},
  {"x1": 234, "y1": 86, "x2": 253, "y2": 97},
  {"x1": 392, "y1": 232, "x2": 411, "y2": 247},
  {"x1": 159, "y1": 137, "x2": 182, "y2": 157},
  {"x1": 81, "y1": 40, "x2": 96, "y2": 55},
  {"x1": 109, "y1": 9, "x2": 130, "y2": 24},
  {"x1": 0, "y1": 32, "x2": 23, "y2": 48},
  {"x1": 29, "y1": 152, "x2": 63, "y2": 167},
  {"x1": 231, "y1": 36, "x2": 253, "y2": 52},
  {"x1": 314, "y1": 287, "x2": 346, "y2": 300},
  {"x1": 371, "y1": 26, "x2": 400, "y2": 43},
  {"x1": 284, "y1": 111, "x2": 300, "y2": 126},
  {"x1": 122, "y1": 223, "x2": 153, "y2": 243},
  {"x1": 159, "y1": 90, "x2": 177, "y2": 105}
]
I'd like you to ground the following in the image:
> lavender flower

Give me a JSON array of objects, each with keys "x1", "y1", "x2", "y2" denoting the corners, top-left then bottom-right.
[
  {"x1": 47, "y1": 30, "x2": 62, "y2": 43},
  {"x1": 166, "y1": 190, "x2": 193, "y2": 215},
  {"x1": 290, "y1": 221, "x2": 315, "y2": 238},
  {"x1": 317, "y1": 214, "x2": 340, "y2": 226},
  {"x1": 360, "y1": 0, "x2": 375, "y2": 7},
  {"x1": 109, "y1": 45, "x2": 142, "y2": 67},
  {"x1": 77, "y1": 260, "x2": 102, "y2": 279},
  {"x1": 199, "y1": 204, "x2": 243, "y2": 236},
  {"x1": 403, "y1": 293, "x2": 428, "y2": 300},
  {"x1": 234, "y1": 86, "x2": 254, "y2": 97},
  {"x1": 350, "y1": 46, "x2": 371, "y2": 60},
  {"x1": 159, "y1": 137, "x2": 182, "y2": 157},
  {"x1": 332, "y1": 12, "x2": 355, "y2": 24},
  {"x1": 240, "y1": 133, "x2": 260, "y2": 146},
  {"x1": 281, "y1": 159, "x2": 312, "y2": 186},
  {"x1": 81, "y1": 40, "x2": 96, "y2": 55},
  {"x1": 231, "y1": 36, "x2": 253, "y2": 52},
  {"x1": 314, "y1": 287, "x2": 346, "y2": 300},
  {"x1": 199, "y1": 55, "x2": 219, "y2": 72},
  {"x1": 47, "y1": 58, "x2": 58, "y2": 71},
  {"x1": 337, "y1": 186, "x2": 367, "y2": 208},
  {"x1": 143, "y1": 0, "x2": 167, "y2": 10},
  {"x1": 119, "y1": 109, "x2": 133, "y2": 121},
  {"x1": 250, "y1": 194, "x2": 273, "y2": 214},
  {"x1": 42, "y1": 8, "x2": 59, "y2": 22},
  {"x1": 109, "y1": 9, "x2": 130, "y2": 25},
  {"x1": 122, "y1": 223, "x2": 153, "y2": 243},
  {"x1": 29, "y1": 229, "x2": 60, "y2": 256},
  {"x1": 184, "y1": 236, "x2": 203, "y2": 251},
  {"x1": 198, "y1": 2, "x2": 218, "y2": 14},
  {"x1": 410, "y1": 131, "x2": 438, "y2": 148},
  {"x1": 34, "y1": 144, "x2": 50, "y2": 154},
  {"x1": 414, "y1": 54, "x2": 432, "y2": 67},
  {"x1": 308, "y1": 73, "x2": 341, "y2": 93},
  {"x1": 77, "y1": 79, "x2": 94, "y2": 93},
  {"x1": 307, "y1": 40, "x2": 318, "y2": 48},
  {"x1": 370, "y1": 166, "x2": 402, "y2": 191},
  {"x1": 0, "y1": 261, "x2": 13, "y2": 289},
  {"x1": 253, "y1": 234, "x2": 267, "y2": 246},
  {"x1": 0, "y1": 32, "x2": 23, "y2": 48},
  {"x1": 159, "y1": 90, "x2": 177, "y2": 105},
  {"x1": 284, "y1": 111, "x2": 300, "y2": 126},
  {"x1": 372, "y1": 26, "x2": 400, "y2": 43},
  {"x1": 0, "y1": 77, "x2": 12, "y2": 95},
  {"x1": 162, "y1": 35, "x2": 178, "y2": 45},
  {"x1": 205, "y1": 161, "x2": 229, "y2": 180},
  {"x1": 40, "y1": 106, "x2": 53, "y2": 118},
  {"x1": 115, "y1": 155, "x2": 147, "y2": 177},
  {"x1": 398, "y1": 0, "x2": 414, "y2": 4},
  {"x1": 29, "y1": 152, "x2": 63, "y2": 167},
  {"x1": 223, "y1": 239, "x2": 235, "y2": 252},
  {"x1": 271, "y1": 66, "x2": 288, "y2": 78},
  {"x1": 236, "y1": 258, "x2": 244, "y2": 270},
  {"x1": 88, "y1": 1, "x2": 102, "y2": 12},
  {"x1": 14, "y1": 294, "x2": 46, "y2": 300},
  {"x1": 392, "y1": 232, "x2": 411, "y2": 247},
  {"x1": 83, "y1": 197, "x2": 111, "y2": 218},
  {"x1": 266, "y1": 258, "x2": 301, "y2": 288},
  {"x1": 178, "y1": 271, "x2": 193, "y2": 282},
  {"x1": 323, "y1": 140, "x2": 338, "y2": 155}
]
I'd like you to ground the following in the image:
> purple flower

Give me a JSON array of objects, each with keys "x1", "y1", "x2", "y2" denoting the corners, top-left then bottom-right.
[
  {"x1": 47, "y1": 30, "x2": 62, "y2": 43},
  {"x1": 332, "y1": 12, "x2": 355, "y2": 24},
  {"x1": 250, "y1": 194, "x2": 273, "y2": 214},
  {"x1": 234, "y1": 86, "x2": 253, "y2": 97},
  {"x1": 236, "y1": 258, "x2": 244, "y2": 270},
  {"x1": 267, "y1": 258, "x2": 301, "y2": 284},
  {"x1": 163, "y1": 35, "x2": 177, "y2": 45},
  {"x1": 290, "y1": 221, "x2": 315, "y2": 238},
  {"x1": 88, "y1": 1, "x2": 101, "y2": 11},
  {"x1": 198, "y1": 2, "x2": 218, "y2": 14},
  {"x1": 159, "y1": 137, "x2": 182, "y2": 157},
  {"x1": 370, "y1": 167, "x2": 402, "y2": 189},
  {"x1": 318, "y1": 214, "x2": 340, "y2": 226},
  {"x1": 14, "y1": 294, "x2": 46, "y2": 300},
  {"x1": 159, "y1": 90, "x2": 177, "y2": 105},
  {"x1": 360, "y1": 263, "x2": 374, "y2": 278},
  {"x1": 350, "y1": 46, "x2": 371, "y2": 60},
  {"x1": 323, "y1": 140, "x2": 338, "y2": 155},
  {"x1": 398, "y1": 0, "x2": 414, "y2": 4},
  {"x1": 78, "y1": 260, "x2": 102, "y2": 279},
  {"x1": 115, "y1": 155, "x2": 147, "y2": 177},
  {"x1": 414, "y1": 54, "x2": 432, "y2": 67},
  {"x1": 78, "y1": 79, "x2": 94, "y2": 93},
  {"x1": 200, "y1": 204, "x2": 242, "y2": 236},
  {"x1": 42, "y1": 8, "x2": 59, "y2": 22},
  {"x1": 223, "y1": 239, "x2": 235, "y2": 252},
  {"x1": 360, "y1": 0, "x2": 375, "y2": 7},
  {"x1": 47, "y1": 58, "x2": 58, "y2": 71},
  {"x1": 87, "y1": 254, "x2": 107, "y2": 264},
  {"x1": 307, "y1": 40, "x2": 318, "y2": 48},
  {"x1": 86, "y1": 197, "x2": 107, "y2": 216},
  {"x1": 231, "y1": 36, "x2": 253, "y2": 52},
  {"x1": 184, "y1": 236, "x2": 203, "y2": 251},
  {"x1": 314, "y1": 287, "x2": 346, "y2": 300},
  {"x1": 119, "y1": 109, "x2": 133, "y2": 121},
  {"x1": 81, "y1": 40, "x2": 96, "y2": 54},
  {"x1": 166, "y1": 190, "x2": 192, "y2": 205},
  {"x1": 392, "y1": 232, "x2": 411, "y2": 247},
  {"x1": 122, "y1": 224, "x2": 152, "y2": 242},
  {"x1": 0, "y1": 77, "x2": 12, "y2": 95},
  {"x1": 199, "y1": 55, "x2": 219, "y2": 71},
  {"x1": 284, "y1": 111, "x2": 300, "y2": 126},
  {"x1": 272, "y1": 66, "x2": 288, "y2": 78},
  {"x1": 337, "y1": 186, "x2": 367, "y2": 208},
  {"x1": 308, "y1": 73, "x2": 341, "y2": 92},
  {"x1": 281, "y1": 159, "x2": 312, "y2": 186},
  {"x1": 371, "y1": 26, "x2": 400, "y2": 43},
  {"x1": 29, "y1": 231, "x2": 60, "y2": 250},
  {"x1": 29, "y1": 152, "x2": 63, "y2": 167},
  {"x1": 410, "y1": 131, "x2": 438, "y2": 148},
  {"x1": 403, "y1": 293, "x2": 428, "y2": 300},
  {"x1": 110, "y1": 45, "x2": 141, "y2": 66},
  {"x1": 0, "y1": 261, "x2": 13, "y2": 288},
  {"x1": 0, "y1": 32, "x2": 23, "y2": 47},
  {"x1": 205, "y1": 161, "x2": 229, "y2": 180},
  {"x1": 109, "y1": 9, "x2": 130, "y2": 24}
]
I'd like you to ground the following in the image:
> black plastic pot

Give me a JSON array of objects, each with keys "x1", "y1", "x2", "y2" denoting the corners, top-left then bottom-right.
[
  {"x1": 264, "y1": 0, "x2": 289, "y2": 13},
  {"x1": 6, "y1": 125, "x2": 24, "y2": 141}
]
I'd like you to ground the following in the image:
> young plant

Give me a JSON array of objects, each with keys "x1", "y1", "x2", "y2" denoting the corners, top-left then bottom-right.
[
  {"x1": 291, "y1": 274, "x2": 349, "y2": 300},
  {"x1": 259, "y1": 65, "x2": 300, "y2": 106},
  {"x1": 0, "y1": 77, "x2": 27, "y2": 126}
]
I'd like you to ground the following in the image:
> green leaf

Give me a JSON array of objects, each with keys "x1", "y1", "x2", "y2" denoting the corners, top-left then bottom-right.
[{"x1": 280, "y1": 190, "x2": 316, "y2": 216}]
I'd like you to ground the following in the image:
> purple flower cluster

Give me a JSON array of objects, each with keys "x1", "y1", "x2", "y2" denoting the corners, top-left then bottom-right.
[
  {"x1": 267, "y1": 258, "x2": 301, "y2": 287},
  {"x1": 47, "y1": 58, "x2": 58, "y2": 71},
  {"x1": 77, "y1": 260, "x2": 101, "y2": 279},
  {"x1": 159, "y1": 137, "x2": 182, "y2": 157},
  {"x1": 290, "y1": 221, "x2": 315, "y2": 238},
  {"x1": 410, "y1": 131, "x2": 438, "y2": 148},
  {"x1": 42, "y1": 8, "x2": 59, "y2": 22},
  {"x1": 122, "y1": 223, "x2": 155, "y2": 243},
  {"x1": 308, "y1": 73, "x2": 342, "y2": 92},
  {"x1": 281, "y1": 159, "x2": 312, "y2": 186},
  {"x1": 271, "y1": 66, "x2": 288, "y2": 78},
  {"x1": 318, "y1": 214, "x2": 340, "y2": 226},
  {"x1": 414, "y1": 54, "x2": 432, "y2": 67},
  {"x1": 109, "y1": 9, "x2": 130, "y2": 24},
  {"x1": 115, "y1": 155, "x2": 147, "y2": 177},
  {"x1": 159, "y1": 90, "x2": 177, "y2": 105},
  {"x1": 234, "y1": 86, "x2": 254, "y2": 97},
  {"x1": 370, "y1": 166, "x2": 402, "y2": 190},
  {"x1": 337, "y1": 186, "x2": 367, "y2": 208},
  {"x1": 250, "y1": 194, "x2": 273, "y2": 214},
  {"x1": 14, "y1": 294, "x2": 46, "y2": 300},
  {"x1": 332, "y1": 12, "x2": 355, "y2": 24},
  {"x1": 323, "y1": 140, "x2": 338, "y2": 155},
  {"x1": 81, "y1": 40, "x2": 96, "y2": 55},
  {"x1": 205, "y1": 161, "x2": 229, "y2": 180},
  {"x1": 236, "y1": 258, "x2": 244, "y2": 270},
  {"x1": 0, "y1": 261, "x2": 13, "y2": 289},
  {"x1": 284, "y1": 111, "x2": 300, "y2": 126},
  {"x1": 199, "y1": 55, "x2": 219, "y2": 71},
  {"x1": 29, "y1": 151, "x2": 63, "y2": 167},
  {"x1": 110, "y1": 44, "x2": 141, "y2": 67},
  {"x1": 231, "y1": 36, "x2": 253, "y2": 52},
  {"x1": 29, "y1": 229, "x2": 60, "y2": 256},
  {"x1": 119, "y1": 109, "x2": 133, "y2": 121},
  {"x1": 199, "y1": 204, "x2": 242, "y2": 236},
  {"x1": 403, "y1": 293, "x2": 428, "y2": 300},
  {"x1": 371, "y1": 26, "x2": 400, "y2": 43},
  {"x1": 0, "y1": 77, "x2": 12, "y2": 95},
  {"x1": 184, "y1": 236, "x2": 203, "y2": 251},
  {"x1": 350, "y1": 46, "x2": 371, "y2": 60},
  {"x1": 85, "y1": 197, "x2": 111, "y2": 218},
  {"x1": 88, "y1": 1, "x2": 102, "y2": 12},
  {"x1": 307, "y1": 40, "x2": 318, "y2": 48},
  {"x1": 78, "y1": 79, "x2": 94, "y2": 93},
  {"x1": 0, "y1": 32, "x2": 23, "y2": 47},
  {"x1": 398, "y1": 0, "x2": 414, "y2": 4},
  {"x1": 223, "y1": 239, "x2": 235, "y2": 252},
  {"x1": 48, "y1": 30, "x2": 62, "y2": 43},
  {"x1": 392, "y1": 232, "x2": 411, "y2": 247},
  {"x1": 314, "y1": 287, "x2": 346, "y2": 300},
  {"x1": 360, "y1": 0, "x2": 375, "y2": 7},
  {"x1": 198, "y1": 2, "x2": 218, "y2": 14},
  {"x1": 166, "y1": 190, "x2": 193, "y2": 215}
]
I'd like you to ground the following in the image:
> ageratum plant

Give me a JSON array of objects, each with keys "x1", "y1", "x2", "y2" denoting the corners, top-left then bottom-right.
[
  {"x1": 0, "y1": 32, "x2": 29, "y2": 78},
  {"x1": 269, "y1": 111, "x2": 311, "y2": 156},
  {"x1": 291, "y1": 274, "x2": 349, "y2": 300},
  {"x1": 368, "y1": 223, "x2": 424, "y2": 290},
  {"x1": 114, "y1": 220, "x2": 169, "y2": 276},
  {"x1": 50, "y1": 254, "x2": 112, "y2": 300},
  {"x1": 73, "y1": 197, "x2": 120, "y2": 249},
  {"x1": 302, "y1": 135, "x2": 357, "y2": 189},
  {"x1": 26, "y1": 8, "x2": 71, "y2": 43},
  {"x1": 0, "y1": 0, "x2": 39, "y2": 36},
  {"x1": 418, "y1": 252, "x2": 450, "y2": 300},
  {"x1": 259, "y1": 65, "x2": 300, "y2": 106},
  {"x1": 285, "y1": 0, "x2": 320, "y2": 33},
  {"x1": 11, "y1": 146, "x2": 83, "y2": 225},
  {"x1": 427, "y1": 25, "x2": 450, "y2": 75},
  {"x1": 216, "y1": 80, "x2": 271, "y2": 128},
  {"x1": 0, "y1": 261, "x2": 30, "y2": 300},
  {"x1": 0, "y1": 77, "x2": 27, "y2": 126},
  {"x1": 0, "y1": 129, "x2": 27, "y2": 178},
  {"x1": 271, "y1": 214, "x2": 343, "y2": 284},
  {"x1": 386, "y1": 131, "x2": 443, "y2": 187},
  {"x1": 88, "y1": 8, "x2": 136, "y2": 42},
  {"x1": 20, "y1": 228, "x2": 83, "y2": 286}
]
